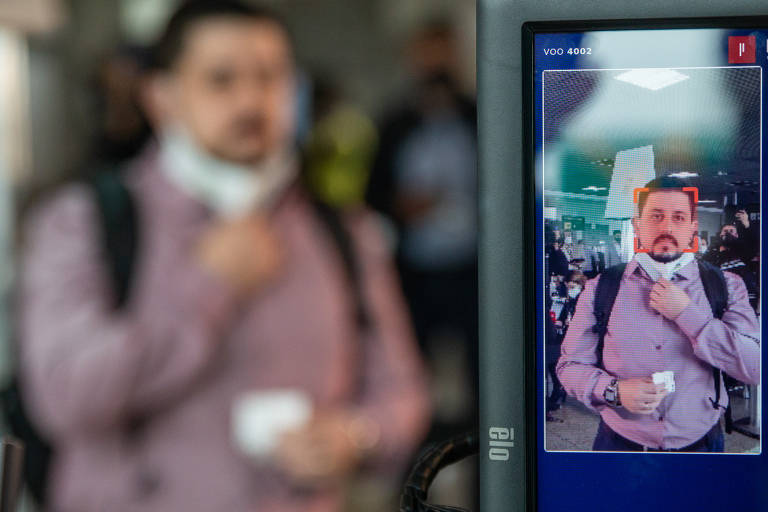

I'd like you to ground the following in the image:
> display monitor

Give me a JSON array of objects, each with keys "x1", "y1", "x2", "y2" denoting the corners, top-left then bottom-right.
[{"x1": 523, "y1": 17, "x2": 765, "y2": 511}]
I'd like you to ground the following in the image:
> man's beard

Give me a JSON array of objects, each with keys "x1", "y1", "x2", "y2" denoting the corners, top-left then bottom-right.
[{"x1": 649, "y1": 234, "x2": 682, "y2": 263}]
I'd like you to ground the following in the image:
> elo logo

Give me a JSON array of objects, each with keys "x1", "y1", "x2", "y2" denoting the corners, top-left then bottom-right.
[{"x1": 488, "y1": 427, "x2": 515, "y2": 461}]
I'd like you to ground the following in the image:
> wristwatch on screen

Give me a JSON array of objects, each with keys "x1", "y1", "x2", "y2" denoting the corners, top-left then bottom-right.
[{"x1": 603, "y1": 378, "x2": 621, "y2": 407}]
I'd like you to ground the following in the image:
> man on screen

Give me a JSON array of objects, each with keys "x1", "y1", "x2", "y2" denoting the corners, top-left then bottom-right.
[{"x1": 557, "y1": 176, "x2": 759, "y2": 452}]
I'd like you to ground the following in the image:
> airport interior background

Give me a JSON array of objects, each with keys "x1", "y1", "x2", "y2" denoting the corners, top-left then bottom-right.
[{"x1": 0, "y1": 1, "x2": 478, "y2": 511}]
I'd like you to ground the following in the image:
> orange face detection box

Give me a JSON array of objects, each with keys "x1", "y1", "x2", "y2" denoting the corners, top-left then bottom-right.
[{"x1": 633, "y1": 186, "x2": 699, "y2": 253}]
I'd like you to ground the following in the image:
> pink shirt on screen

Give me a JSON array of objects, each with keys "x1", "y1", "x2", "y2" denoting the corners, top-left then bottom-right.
[{"x1": 557, "y1": 258, "x2": 759, "y2": 450}]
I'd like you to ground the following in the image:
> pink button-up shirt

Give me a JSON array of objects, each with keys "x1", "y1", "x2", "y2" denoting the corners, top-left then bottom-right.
[
  {"x1": 557, "y1": 258, "x2": 760, "y2": 450},
  {"x1": 19, "y1": 148, "x2": 429, "y2": 511}
]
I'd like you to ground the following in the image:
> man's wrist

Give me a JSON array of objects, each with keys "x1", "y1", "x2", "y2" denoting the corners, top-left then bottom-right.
[{"x1": 344, "y1": 412, "x2": 381, "y2": 460}]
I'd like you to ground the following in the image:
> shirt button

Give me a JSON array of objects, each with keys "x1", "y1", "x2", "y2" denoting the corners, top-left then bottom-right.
[{"x1": 655, "y1": 345, "x2": 662, "y2": 350}]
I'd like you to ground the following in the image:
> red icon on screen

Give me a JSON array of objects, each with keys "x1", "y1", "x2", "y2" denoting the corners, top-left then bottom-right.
[{"x1": 728, "y1": 36, "x2": 756, "y2": 64}]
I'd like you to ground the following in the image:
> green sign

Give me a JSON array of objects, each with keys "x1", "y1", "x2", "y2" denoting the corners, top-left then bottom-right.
[{"x1": 562, "y1": 215, "x2": 585, "y2": 231}]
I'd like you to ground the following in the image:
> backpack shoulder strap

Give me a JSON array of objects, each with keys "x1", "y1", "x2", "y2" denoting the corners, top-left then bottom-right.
[
  {"x1": 696, "y1": 259, "x2": 730, "y2": 415},
  {"x1": 88, "y1": 170, "x2": 138, "y2": 309},
  {"x1": 697, "y1": 260, "x2": 728, "y2": 320},
  {"x1": 592, "y1": 263, "x2": 626, "y2": 368},
  {"x1": 310, "y1": 199, "x2": 371, "y2": 332}
]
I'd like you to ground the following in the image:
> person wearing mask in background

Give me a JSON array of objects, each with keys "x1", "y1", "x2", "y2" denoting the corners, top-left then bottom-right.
[
  {"x1": 568, "y1": 238, "x2": 588, "y2": 272},
  {"x1": 558, "y1": 177, "x2": 759, "y2": 452},
  {"x1": 703, "y1": 222, "x2": 759, "y2": 312},
  {"x1": 18, "y1": 2, "x2": 428, "y2": 511},
  {"x1": 604, "y1": 229, "x2": 624, "y2": 268},
  {"x1": 697, "y1": 235, "x2": 708, "y2": 256},
  {"x1": 546, "y1": 270, "x2": 587, "y2": 421},
  {"x1": 547, "y1": 239, "x2": 569, "y2": 279},
  {"x1": 365, "y1": 21, "x2": 477, "y2": 434}
]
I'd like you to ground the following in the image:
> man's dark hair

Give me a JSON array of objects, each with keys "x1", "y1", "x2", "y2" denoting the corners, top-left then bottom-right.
[
  {"x1": 636, "y1": 175, "x2": 697, "y2": 220},
  {"x1": 151, "y1": 0, "x2": 292, "y2": 71},
  {"x1": 564, "y1": 270, "x2": 587, "y2": 286}
]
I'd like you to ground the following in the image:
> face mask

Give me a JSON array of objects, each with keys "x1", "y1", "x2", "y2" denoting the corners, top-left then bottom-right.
[
  {"x1": 568, "y1": 286, "x2": 582, "y2": 299},
  {"x1": 159, "y1": 127, "x2": 297, "y2": 218},
  {"x1": 721, "y1": 232, "x2": 737, "y2": 247},
  {"x1": 636, "y1": 252, "x2": 695, "y2": 281}
]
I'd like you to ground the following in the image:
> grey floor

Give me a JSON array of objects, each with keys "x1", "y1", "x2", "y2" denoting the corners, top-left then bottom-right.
[{"x1": 546, "y1": 395, "x2": 760, "y2": 453}]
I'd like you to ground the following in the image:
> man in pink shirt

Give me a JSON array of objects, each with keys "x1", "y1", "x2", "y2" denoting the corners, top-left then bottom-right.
[
  {"x1": 557, "y1": 176, "x2": 759, "y2": 452},
  {"x1": 19, "y1": 1, "x2": 429, "y2": 510}
]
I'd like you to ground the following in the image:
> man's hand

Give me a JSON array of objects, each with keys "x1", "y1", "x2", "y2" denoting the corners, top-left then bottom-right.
[
  {"x1": 618, "y1": 377, "x2": 668, "y2": 414},
  {"x1": 650, "y1": 278, "x2": 690, "y2": 320},
  {"x1": 273, "y1": 411, "x2": 366, "y2": 488},
  {"x1": 735, "y1": 209, "x2": 750, "y2": 229},
  {"x1": 196, "y1": 215, "x2": 282, "y2": 296}
]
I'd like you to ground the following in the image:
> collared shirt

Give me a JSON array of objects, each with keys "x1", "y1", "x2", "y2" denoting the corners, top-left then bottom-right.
[
  {"x1": 557, "y1": 257, "x2": 760, "y2": 450},
  {"x1": 19, "y1": 147, "x2": 429, "y2": 512}
]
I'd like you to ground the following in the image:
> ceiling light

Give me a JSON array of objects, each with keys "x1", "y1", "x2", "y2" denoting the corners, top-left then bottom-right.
[
  {"x1": 614, "y1": 69, "x2": 690, "y2": 91},
  {"x1": 582, "y1": 186, "x2": 607, "y2": 192},
  {"x1": 668, "y1": 172, "x2": 699, "y2": 179},
  {"x1": 698, "y1": 200, "x2": 717, "y2": 204}
]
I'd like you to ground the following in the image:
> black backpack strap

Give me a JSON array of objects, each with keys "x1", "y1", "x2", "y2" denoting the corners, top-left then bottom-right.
[
  {"x1": 1, "y1": 171, "x2": 139, "y2": 506},
  {"x1": 89, "y1": 171, "x2": 139, "y2": 309},
  {"x1": 592, "y1": 264, "x2": 626, "y2": 368},
  {"x1": 310, "y1": 200, "x2": 371, "y2": 332},
  {"x1": 697, "y1": 260, "x2": 728, "y2": 320},
  {"x1": 697, "y1": 260, "x2": 730, "y2": 417}
]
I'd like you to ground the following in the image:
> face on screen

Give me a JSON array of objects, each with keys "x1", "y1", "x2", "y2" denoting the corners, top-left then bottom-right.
[
  {"x1": 634, "y1": 190, "x2": 698, "y2": 262},
  {"x1": 535, "y1": 28, "x2": 762, "y2": 460}
]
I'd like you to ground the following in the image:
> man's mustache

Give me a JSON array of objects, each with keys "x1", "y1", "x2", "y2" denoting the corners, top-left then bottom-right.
[
  {"x1": 230, "y1": 114, "x2": 266, "y2": 136},
  {"x1": 653, "y1": 234, "x2": 678, "y2": 247}
]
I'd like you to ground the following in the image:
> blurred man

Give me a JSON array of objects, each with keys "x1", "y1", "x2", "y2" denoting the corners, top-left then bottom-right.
[
  {"x1": 19, "y1": 2, "x2": 428, "y2": 510},
  {"x1": 558, "y1": 177, "x2": 759, "y2": 452}
]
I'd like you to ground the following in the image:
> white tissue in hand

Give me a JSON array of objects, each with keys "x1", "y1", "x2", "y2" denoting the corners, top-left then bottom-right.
[
  {"x1": 652, "y1": 371, "x2": 675, "y2": 392},
  {"x1": 232, "y1": 390, "x2": 312, "y2": 458}
]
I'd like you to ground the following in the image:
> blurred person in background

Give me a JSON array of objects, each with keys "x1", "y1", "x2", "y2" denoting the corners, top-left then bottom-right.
[
  {"x1": 304, "y1": 76, "x2": 378, "y2": 211},
  {"x1": 546, "y1": 270, "x2": 586, "y2": 421},
  {"x1": 704, "y1": 219, "x2": 759, "y2": 312},
  {"x1": 91, "y1": 45, "x2": 154, "y2": 166},
  {"x1": 604, "y1": 229, "x2": 624, "y2": 268},
  {"x1": 547, "y1": 239, "x2": 569, "y2": 279},
  {"x1": 697, "y1": 234, "x2": 708, "y2": 255},
  {"x1": 17, "y1": 1, "x2": 428, "y2": 511},
  {"x1": 365, "y1": 20, "x2": 477, "y2": 434}
]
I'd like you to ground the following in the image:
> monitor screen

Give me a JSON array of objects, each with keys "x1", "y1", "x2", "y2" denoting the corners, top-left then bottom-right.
[{"x1": 526, "y1": 19, "x2": 765, "y2": 511}]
